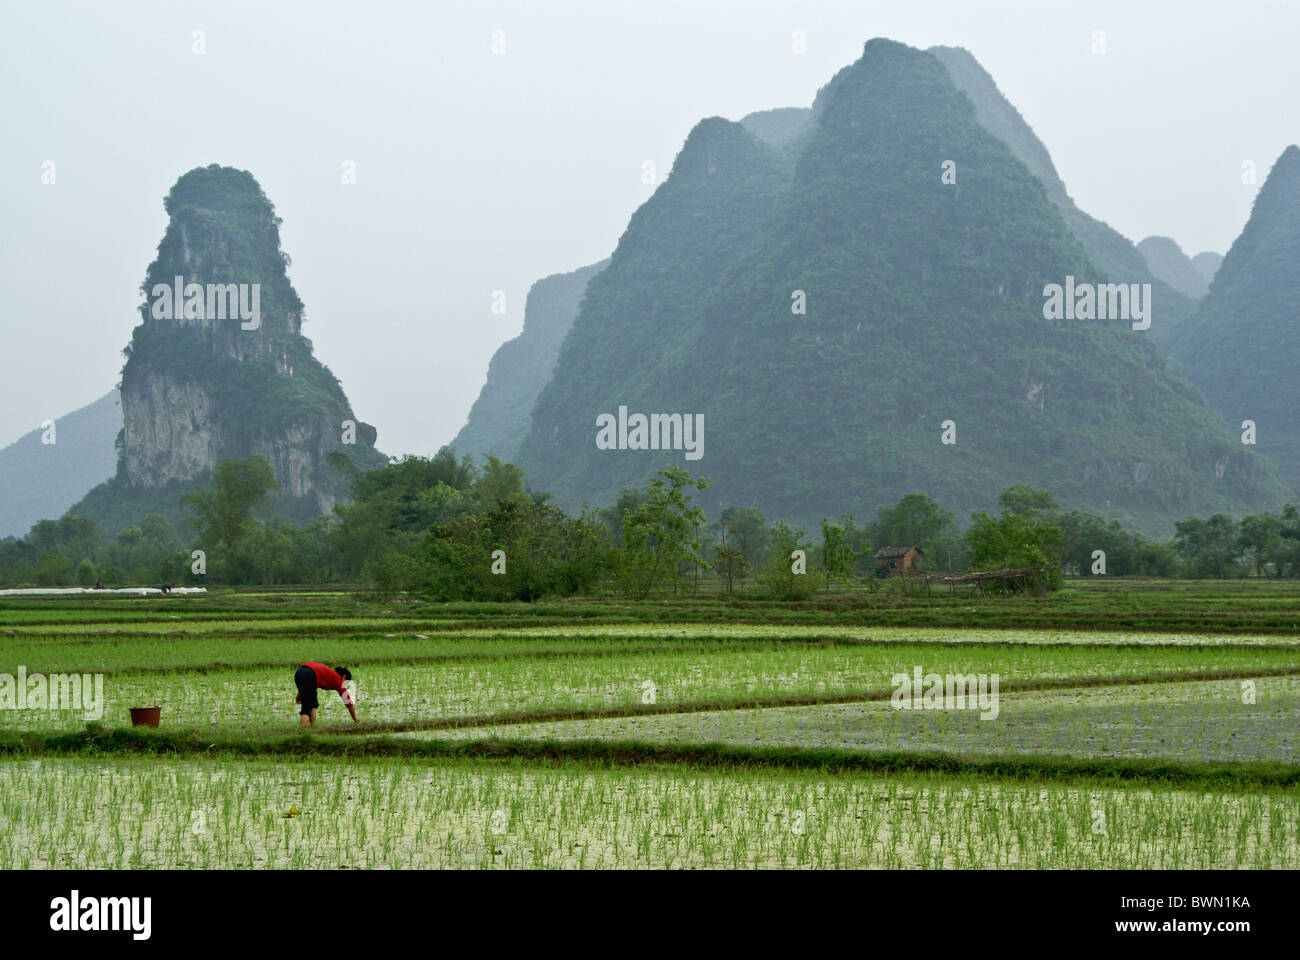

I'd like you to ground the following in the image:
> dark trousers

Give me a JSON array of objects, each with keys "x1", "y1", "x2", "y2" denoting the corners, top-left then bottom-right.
[{"x1": 294, "y1": 665, "x2": 318, "y2": 715}]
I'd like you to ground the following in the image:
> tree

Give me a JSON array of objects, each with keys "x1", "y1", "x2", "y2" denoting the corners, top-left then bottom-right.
[
  {"x1": 997, "y1": 484, "x2": 1059, "y2": 515},
  {"x1": 57, "y1": 515, "x2": 100, "y2": 558},
  {"x1": 1173, "y1": 514, "x2": 1240, "y2": 578},
  {"x1": 617, "y1": 467, "x2": 710, "y2": 598},
  {"x1": 333, "y1": 469, "x2": 469, "y2": 580},
  {"x1": 965, "y1": 509, "x2": 1064, "y2": 591},
  {"x1": 599, "y1": 487, "x2": 650, "y2": 547},
  {"x1": 481, "y1": 499, "x2": 607, "y2": 600},
  {"x1": 35, "y1": 548, "x2": 73, "y2": 586},
  {"x1": 869, "y1": 494, "x2": 956, "y2": 558},
  {"x1": 473, "y1": 456, "x2": 530, "y2": 512},
  {"x1": 75, "y1": 558, "x2": 99, "y2": 587},
  {"x1": 756, "y1": 522, "x2": 816, "y2": 600},
  {"x1": 1132, "y1": 542, "x2": 1178, "y2": 577},
  {"x1": 26, "y1": 516, "x2": 100, "y2": 567},
  {"x1": 376, "y1": 497, "x2": 609, "y2": 602},
  {"x1": 719, "y1": 507, "x2": 771, "y2": 571},
  {"x1": 1276, "y1": 504, "x2": 1300, "y2": 577},
  {"x1": 713, "y1": 545, "x2": 748, "y2": 595},
  {"x1": 350, "y1": 450, "x2": 476, "y2": 513},
  {"x1": 1057, "y1": 510, "x2": 1144, "y2": 576},
  {"x1": 27, "y1": 519, "x2": 61, "y2": 554},
  {"x1": 184, "y1": 456, "x2": 280, "y2": 572},
  {"x1": 818, "y1": 515, "x2": 858, "y2": 591},
  {"x1": 1237, "y1": 513, "x2": 1282, "y2": 577}
]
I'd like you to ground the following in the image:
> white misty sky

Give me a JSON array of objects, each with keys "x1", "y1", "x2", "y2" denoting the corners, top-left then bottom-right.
[{"x1": 1, "y1": 0, "x2": 1296, "y2": 456}]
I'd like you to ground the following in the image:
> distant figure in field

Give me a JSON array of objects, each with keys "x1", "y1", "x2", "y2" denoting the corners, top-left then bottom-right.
[
  {"x1": 160, "y1": 582, "x2": 173, "y2": 594},
  {"x1": 294, "y1": 662, "x2": 358, "y2": 726}
]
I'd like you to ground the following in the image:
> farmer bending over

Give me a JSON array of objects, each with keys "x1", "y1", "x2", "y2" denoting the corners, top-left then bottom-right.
[{"x1": 294, "y1": 662, "x2": 358, "y2": 726}]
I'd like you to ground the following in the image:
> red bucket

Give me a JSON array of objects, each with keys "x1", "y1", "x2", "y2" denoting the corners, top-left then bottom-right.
[{"x1": 129, "y1": 706, "x2": 161, "y2": 728}]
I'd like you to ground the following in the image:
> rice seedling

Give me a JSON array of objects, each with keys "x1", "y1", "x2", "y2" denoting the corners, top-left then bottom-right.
[
  {"x1": 2, "y1": 639, "x2": 1295, "y2": 734},
  {"x1": 2, "y1": 590, "x2": 1296, "y2": 872},
  {"x1": 440, "y1": 675, "x2": 1300, "y2": 765},
  {"x1": 0, "y1": 756, "x2": 1294, "y2": 869}
]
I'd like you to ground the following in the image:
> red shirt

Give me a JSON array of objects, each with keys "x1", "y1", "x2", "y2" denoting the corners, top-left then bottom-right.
[{"x1": 303, "y1": 663, "x2": 354, "y2": 705}]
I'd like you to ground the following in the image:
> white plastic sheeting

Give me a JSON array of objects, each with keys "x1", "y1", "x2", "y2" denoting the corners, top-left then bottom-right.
[{"x1": 0, "y1": 586, "x2": 208, "y2": 596}]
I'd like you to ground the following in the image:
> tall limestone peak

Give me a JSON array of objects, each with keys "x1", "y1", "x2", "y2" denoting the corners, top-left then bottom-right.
[
  {"x1": 1169, "y1": 146, "x2": 1300, "y2": 484},
  {"x1": 518, "y1": 114, "x2": 795, "y2": 499},
  {"x1": 1191, "y1": 251, "x2": 1224, "y2": 286},
  {"x1": 739, "y1": 107, "x2": 813, "y2": 147},
  {"x1": 0, "y1": 390, "x2": 121, "y2": 538},
  {"x1": 1138, "y1": 236, "x2": 1210, "y2": 299},
  {"x1": 514, "y1": 39, "x2": 1285, "y2": 536},
  {"x1": 928, "y1": 45, "x2": 1198, "y2": 347},
  {"x1": 455, "y1": 114, "x2": 810, "y2": 467},
  {"x1": 610, "y1": 116, "x2": 794, "y2": 275},
  {"x1": 1218, "y1": 145, "x2": 1300, "y2": 267},
  {"x1": 137, "y1": 165, "x2": 305, "y2": 364},
  {"x1": 925, "y1": 46, "x2": 1069, "y2": 206},
  {"x1": 81, "y1": 165, "x2": 383, "y2": 529},
  {"x1": 453, "y1": 259, "x2": 609, "y2": 465}
]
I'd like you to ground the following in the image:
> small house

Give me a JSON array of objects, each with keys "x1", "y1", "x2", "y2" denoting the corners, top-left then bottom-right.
[{"x1": 873, "y1": 544, "x2": 923, "y2": 578}]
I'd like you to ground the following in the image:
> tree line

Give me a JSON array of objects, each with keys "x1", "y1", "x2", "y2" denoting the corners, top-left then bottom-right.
[{"x1": 3, "y1": 452, "x2": 1300, "y2": 596}]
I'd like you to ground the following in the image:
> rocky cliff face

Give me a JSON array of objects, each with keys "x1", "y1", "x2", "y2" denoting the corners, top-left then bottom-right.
[
  {"x1": 121, "y1": 374, "x2": 216, "y2": 487},
  {"x1": 116, "y1": 164, "x2": 383, "y2": 515},
  {"x1": 453, "y1": 260, "x2": 608, "y2": 465}
]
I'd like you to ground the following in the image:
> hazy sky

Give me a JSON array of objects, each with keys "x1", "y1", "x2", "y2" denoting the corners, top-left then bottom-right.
[{"x1": 2, "y1": 0, "x2": 1296, "y2": 456}]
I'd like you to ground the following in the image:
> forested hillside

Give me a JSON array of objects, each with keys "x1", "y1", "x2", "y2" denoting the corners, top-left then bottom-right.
[
  {"x1": 1169, "y1": 146, "x2": 1300, "y2": 486},
  {"x1": 514, "y1": 40, "x2": 1285, "y2": 537},
  {"x1": 453, "y1": 260, "x2": 608, "y2": 464}
]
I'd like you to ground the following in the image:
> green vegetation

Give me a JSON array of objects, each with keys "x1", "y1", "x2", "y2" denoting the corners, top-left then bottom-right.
[
  {"x1": 1, "y1": 583, "x2": 1296, "y2": 868},
  {"x1": 967, "y1": 489, "x2": 1065, "y2": 590},
  {"x1": 929, "y1": 46, "x2": 1200, "y2": 348},
  {"x1": 454, "y1": 675, "x2": 1299, "y2": 766},
  {"x1": 4, "y1": 755, "x2": 1296, "y2": 869},
  {"x1": 184, "y1": 456, "x2": 280, "y2": 554},
  {"x1": 452, "y1": 260, "x2": 609, "y2": 464},
  {"x1": 5, "y1": 460, "x2": 1300, "y2": 598},
  {"x1": 7, "y1": 629, "x2": 1295, "y2": 734},
  {"x1": 63, "y1": 164, "x2": 384, "y2": 538},
  {"x1": 1170, "y1": 145, "x2": 1300, "y2": 484},
  {"x1": 514, "y1": 39, "x2": 1284, "y2": 536}
]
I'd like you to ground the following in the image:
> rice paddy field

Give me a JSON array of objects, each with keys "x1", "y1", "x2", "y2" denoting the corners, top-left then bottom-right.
[{"x1": 1, "y1": 580, "x2": 1299, "y2": 869}]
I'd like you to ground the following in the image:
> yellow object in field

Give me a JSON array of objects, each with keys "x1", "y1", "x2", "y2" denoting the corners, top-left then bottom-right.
[{"x1": 287, "y1": 804, "x2": 300, "y2": 817}]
